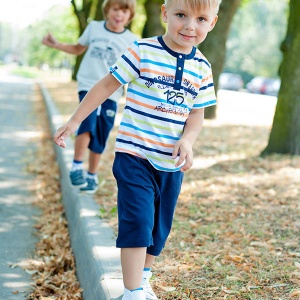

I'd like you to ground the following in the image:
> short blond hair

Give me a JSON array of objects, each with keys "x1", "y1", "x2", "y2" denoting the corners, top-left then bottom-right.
[
  {"x1": 102, "y1": 0, "x2": 136, "y2": 23},
  {"x1": 164, "y1": 0, "x2": 222, "y2": 14}
]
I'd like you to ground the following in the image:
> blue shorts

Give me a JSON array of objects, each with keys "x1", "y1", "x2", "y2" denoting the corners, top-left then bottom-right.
[
  {"x1": 112, "y1": 152, "x2": 184, "y2": 256},
  {"x1": 77, "y1": 91, "x2": 117, "y2": 154}
]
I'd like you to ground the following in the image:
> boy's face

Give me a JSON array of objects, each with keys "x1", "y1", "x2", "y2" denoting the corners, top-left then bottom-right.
[
  {"x1": 106, "y1": 3, "x2": 132, "y2": 32},
  {"x1": 162, "y1": 0, "x2": 218, "y2": 53}
]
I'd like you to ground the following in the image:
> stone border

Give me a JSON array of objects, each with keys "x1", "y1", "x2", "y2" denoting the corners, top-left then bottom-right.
[{"x1": 39, "y1": 82, "x2": 124, "y2": 300}]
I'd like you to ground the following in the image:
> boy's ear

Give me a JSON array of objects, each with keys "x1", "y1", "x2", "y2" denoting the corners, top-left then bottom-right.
[
  {"x1": 209, "y1": 15, "x2": 218, "y2": 32},
  {"x1": 161, "y1": 4, "x2": 168, "y2": 23}
]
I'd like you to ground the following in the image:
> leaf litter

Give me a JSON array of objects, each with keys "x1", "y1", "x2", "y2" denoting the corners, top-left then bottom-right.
[
  {"x1": 42, "y1": 76, "x2": 300, "y2": 299},
  {"x1": 22, "y1": 83, "x2": 83, "y2": 299}
]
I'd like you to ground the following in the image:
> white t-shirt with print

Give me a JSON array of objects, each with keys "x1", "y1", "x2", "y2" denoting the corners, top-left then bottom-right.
[{"x1": 77, "y1": 20, "x2": 137, "y2": 102}]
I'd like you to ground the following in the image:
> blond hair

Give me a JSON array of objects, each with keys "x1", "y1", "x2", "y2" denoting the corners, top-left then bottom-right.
[
  {"x1": 102, "y1": 0, "x2": 136, "y2": 23},
  {"x1": 164, "y1": 0, "x2": 222, "y2": 14}
]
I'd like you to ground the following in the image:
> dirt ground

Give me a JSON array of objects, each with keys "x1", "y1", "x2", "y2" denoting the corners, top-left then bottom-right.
[{"x1": 37, "y1": 71, "x2": 300, "y2": 300}]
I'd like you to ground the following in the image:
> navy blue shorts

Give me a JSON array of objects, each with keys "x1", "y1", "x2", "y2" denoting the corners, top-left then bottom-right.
[
  {"x1": 77, "y1": 91, "x2": 117, "y2": 154},
  {"x1": 112, "y1": 152, "x2": 184, "y2": 256}
]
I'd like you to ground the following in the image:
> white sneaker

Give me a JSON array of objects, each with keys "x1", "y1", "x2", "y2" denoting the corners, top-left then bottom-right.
[
  {"x1": 122, "y1": 288, "x2": 146, "y2": 300},
  {"x1": 141, "y1": 271, "x2": 158, "y2": 300}
]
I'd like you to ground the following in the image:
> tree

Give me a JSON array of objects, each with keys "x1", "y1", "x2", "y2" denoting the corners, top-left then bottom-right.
[
  {"x1": 262, "y1": 0, "x2": 300, "y2": 155},
  {"x1": 27, "y1": 5, "x2": 77, "y2": 68},
  {"x1": 225, "y1": 0, "x2": 288, "y2": 82},
  {"x1": 71, "y1": 0, "x2": 104, "y2": 79},
  {"x1": 199, "y1": 0, "x2": 242, "y2": 119},
  {"x1": 141, "y1": 0, "x2": 164, "y2": 38}
]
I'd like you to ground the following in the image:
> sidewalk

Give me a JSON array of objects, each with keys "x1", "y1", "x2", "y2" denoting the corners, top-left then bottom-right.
[
  {"x1": 39, "y1": 83, "x2": 124, "y2": 300},
  {"x1": 0, "y1": 74, "x2": 40, "y2": 299}
]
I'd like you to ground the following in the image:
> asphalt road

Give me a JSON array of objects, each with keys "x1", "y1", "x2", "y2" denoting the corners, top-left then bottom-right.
[{"x1": 0, "y1": 71, "x2": 40, "y2": 299}]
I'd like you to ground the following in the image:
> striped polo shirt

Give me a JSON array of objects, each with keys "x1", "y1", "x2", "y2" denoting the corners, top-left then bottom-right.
[{"x1": 110, "y1": 36, "x2": 216, "y2": 172}]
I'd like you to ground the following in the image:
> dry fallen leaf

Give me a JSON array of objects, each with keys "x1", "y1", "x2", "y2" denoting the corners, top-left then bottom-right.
[
  {"x1": 25, "y1": 85, "x2": 83, "y2": 299},
  {"x1": 37, "y1": 76, "x2": 300, "y2": 300},
  {"x1": 295, "y1": 262, "x2": 300, "y2": 269},
  {"x1": 225, "y1": 254, "x2": 245, "y2": 263},
  {"x1": 290, "y1": 290, "x2": 300, "y2": 297},
  {"x1": 158, "y1": 285, "x2": 176, "y2": 292}
]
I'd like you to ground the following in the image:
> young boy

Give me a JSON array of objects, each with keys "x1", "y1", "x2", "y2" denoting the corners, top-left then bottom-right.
[
  {"x1": 53, "y1": 0, "x2": 221, "y2": 299},
  {"x1": 43, "y1": 0, "x2": 137, "y2": 194}
]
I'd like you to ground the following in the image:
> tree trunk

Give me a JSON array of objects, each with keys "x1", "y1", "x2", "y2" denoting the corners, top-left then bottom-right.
[
  {"x1": 142, "y1": 0, "x2": 165, "y2": 38},
  {"x1": 95, "y1": 0, "x2": 104, "y2": 21},
  {"x1": 70, "y1": 0, "x2": 99, "y2": 80},
  {"x1": 262, "y1": 0, "x2": 300, "y2": 155},
  {"x1": 199, "y1": 0, "x2": 241, "y2": 119}
]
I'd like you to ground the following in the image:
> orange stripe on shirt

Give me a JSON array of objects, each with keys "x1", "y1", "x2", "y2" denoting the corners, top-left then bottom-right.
[
  {"x1": 128, "y1": 48, "x2": 140, "y2": 62},
  {"x1": 202, "y1": 74, "x2": 213, "y2": 83},
  {"x1": 118, "y1": 130, "x2": 175, "y2": 148},
  {"x1": 127, "y1": 97, "x2": 155, "y2": 109},
  {"x1": 126, "y1": 97, "x2": 189, "y2": 118},
  {"x1": 182, "y1": 76, "x2": 201, "y2": 89},
  {"x1": 140, "y1": 68, "x2": 174, "y2": 78}
]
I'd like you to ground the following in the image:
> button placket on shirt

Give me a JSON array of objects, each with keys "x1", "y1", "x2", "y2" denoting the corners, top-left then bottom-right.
[{"x1": 174, "y1": 54, "x2": 185, "y2": 91}]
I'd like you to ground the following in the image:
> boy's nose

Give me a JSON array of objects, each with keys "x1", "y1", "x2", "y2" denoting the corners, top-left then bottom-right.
[{"x1": 184, "y1": 19, "x2": 195, "y2": 31}]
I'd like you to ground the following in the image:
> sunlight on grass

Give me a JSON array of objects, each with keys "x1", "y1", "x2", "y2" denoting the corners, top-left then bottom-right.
[{"x1": 40, "y1": 75, "x2": 300, "y2": 300}]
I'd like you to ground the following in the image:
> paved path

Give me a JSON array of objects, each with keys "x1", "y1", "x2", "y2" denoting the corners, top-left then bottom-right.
[
  {"x1": 0, "y1": 72, "x2": 40, "y2": 299},
  {"x1": 0, "y1": 67, "x2": 124, "y2": 300}
]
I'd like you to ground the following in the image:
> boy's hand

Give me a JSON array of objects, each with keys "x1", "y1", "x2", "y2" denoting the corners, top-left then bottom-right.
[
  {"x1": 42, "y1": 33, "x2": 58, "y2": 48},
  {"x1": 172, "y1": 139, "x2": 193, "y2": 172},
  {"x1": 53, "y1": 120, "x2": 78, "y2": 148}
]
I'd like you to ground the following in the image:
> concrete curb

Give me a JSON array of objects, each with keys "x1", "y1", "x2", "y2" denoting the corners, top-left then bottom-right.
[{"x1": 38, "y1": 82, "x2": 124, "y2": 300}]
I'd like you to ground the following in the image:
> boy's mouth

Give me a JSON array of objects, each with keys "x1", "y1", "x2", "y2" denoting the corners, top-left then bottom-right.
[{"x1": 180, "y1": 33, "x2": 195, "y2": 40}]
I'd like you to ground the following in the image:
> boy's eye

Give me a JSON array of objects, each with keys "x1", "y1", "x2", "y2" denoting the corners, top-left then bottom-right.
[
  {"x1": 176, "y1": 13, "x2": 185, "y2": 18},
  {"x1": 198, "y1": 17, "x2": 206, "y2": 22}
]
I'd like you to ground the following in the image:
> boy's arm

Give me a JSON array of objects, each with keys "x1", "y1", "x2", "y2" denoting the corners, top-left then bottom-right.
[
  {"x1": 173, "y1": 108, "x2": 205, "y2": 172},
  {"x1": 53, "y1": 73, "x2": 122, "y2": 148},
  {"x1": 42, "y1": 33, "x2": 87, "y2": 55}
]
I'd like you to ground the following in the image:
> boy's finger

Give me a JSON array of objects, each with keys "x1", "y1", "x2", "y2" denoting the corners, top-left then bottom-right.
[
  {"x1": 172, "y1": 145, "x2": 179, "y2": 159},
  {"x1": 175, "y1": 151, "x2": 186, "y2": 167},
  {"x1": 58, "y1": 139, "x2": 66, "y2": 148},
  {"x1": 180, "y1": 155, "x2": 192, "y2": 172}
]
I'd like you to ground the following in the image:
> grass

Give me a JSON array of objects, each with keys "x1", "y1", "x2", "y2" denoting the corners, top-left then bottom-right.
[{"x1": 39, "y1": 70, "x2": 300, "y2": 299}]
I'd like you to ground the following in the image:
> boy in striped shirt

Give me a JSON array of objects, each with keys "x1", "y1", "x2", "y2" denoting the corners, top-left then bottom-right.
[{"x1": 53, "y1": 0, "x2": 221, "y2": 299}]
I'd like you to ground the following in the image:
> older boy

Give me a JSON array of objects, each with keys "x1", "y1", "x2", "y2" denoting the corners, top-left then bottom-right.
[
  {"x1": 53, "y1": 0, "x2": 221, "y2": 299},
  {"x1": 43, "y1": 0, "x2": 137, "y2": 193}
]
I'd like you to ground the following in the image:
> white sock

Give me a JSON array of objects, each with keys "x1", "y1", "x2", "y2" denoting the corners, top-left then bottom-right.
[
  {"x1": 71, "y1": 161, "x2": 83, "y2": 172},
  {"x1": 86, "y1": 172, "x2": 99, "y2": 184}
]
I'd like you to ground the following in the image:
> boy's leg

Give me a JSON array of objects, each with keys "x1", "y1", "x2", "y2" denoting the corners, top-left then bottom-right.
[
  {"x1": 70, "y1": 90, "x2": 95, "y2": 187},
  {"x1": 88, "y1": 150, "x2": 101, "y2": 174},
  {"x1": 82, "y1": 99, "x2": 117, "y2": 193},
  {"x1": 142, "y1": 254, "x2": 157, "y2": 300},
  {"x1": 74, "y1": 132, "x2": 90, "y2": 161},
  {"x1": 74, "y1": 91, "x2": 93, "y2": 162},
  {"x1": 79, "y1": 150, "x2": 100, "y2": 194},
  {"x1": 113, "y1": 153, "x2": 157, "y2": 298},
  {"x1": 121, "y1": 247, "x2": 147, "y2": 290},
  {"x1": 142, "y1": 171, "x2": 183, "y2": 300},
  {"x1": 69, "y1": 132, "x2": 91, "y2": 187},
  {"x1": 144, "y1": 254, "x2": 155, "y2": 269}
]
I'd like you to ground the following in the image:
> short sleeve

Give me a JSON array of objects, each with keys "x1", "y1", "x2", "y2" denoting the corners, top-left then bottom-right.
[
  {"x1": 109, "y1": 41, "x2": 141, "y2": 85},
  {"x1": 193, "y1": 60, "x2": 216, "y2": 109},
  {"x1": 77, "y1": 22, "x2": 92, "y2": 46}
]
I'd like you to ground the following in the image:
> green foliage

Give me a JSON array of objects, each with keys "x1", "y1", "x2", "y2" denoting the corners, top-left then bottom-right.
[
  {"x1": 25, "y1": 5, "x2": 78, "y2": 68},
  {"x1": 0, "y1": 23, "x2": 13, "y2": 61},
  {"x1": 99, "y1": 206, "x2": 117, "y2": 219},
  {"x1": 22, "y1": 0, "x2": 289, "y2": 80},
  {"x1": 130, "y1": 0, "x2": 147, "y2": 38},
  {"x1": 10, "y1": 66, "x2": 38, "y2": 78},
  {"x1": 224, "y1": 0, "x2": 288, "y2": 81}
]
